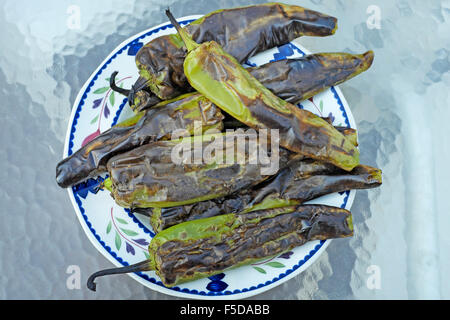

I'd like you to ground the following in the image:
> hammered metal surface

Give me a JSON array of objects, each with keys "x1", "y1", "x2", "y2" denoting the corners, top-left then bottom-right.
[{"x1": 0, "y1": 0, "x2": 448, "y2": 299}]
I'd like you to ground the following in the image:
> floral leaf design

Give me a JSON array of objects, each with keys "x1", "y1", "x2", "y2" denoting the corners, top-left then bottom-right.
[
  {"x1": 253, "y1": 266, "x2": 266, "y2": 274},
  {"x1": 90, "y1": 114, "x2": 99, "y2": 124},
  {"x1": 82, "y1": 129, "x2": 101, "y2": 147},
  {"x1": 278, "y1": 251, "x2": 294, "y2": 259},
  {"x1": 93, "y1": 87, "x2": 109, "y2": 94},
  {"x1": 115, "y1": 230, "x2": 122, "y2": 251},
  {"x1": 106, "y1": 221, "x2": 112, "y2": 234},
  {"x1": 116, "y1": 217, "x2": 128, "y2": 225},
  {"x1": 92, "y1": 98, "x2": 102, "y2": 109},
  {"x1": 307, "y1": 97, "x2": 323, "y2": 116},
  {"x1": 104, "y1": 103, "x2": 110, "y2": 118},
  {"x1": 109, "y1": 91, "x2": 115, "y2": 106},
  {"x1": 265, "y1": 261, "x2": 285, "y2": 268},
  {"x1": 120, "y1": 228, "x2": 139, "y2": 237},
  {"x1": 133, "y1": 238, "x2": 149, "y2": 246},
  {"x1": 126, "y1": 242, "x2": 135, "y2": 255},
  {"x1": 319, "y1": 100, "x2": 324, "y2": 112},
  {"x1": 143, "y1": 251, "x2": 150, "y2": 259}
]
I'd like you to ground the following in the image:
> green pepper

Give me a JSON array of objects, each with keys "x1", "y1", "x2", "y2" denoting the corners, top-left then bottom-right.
[
  {"x1": 121, "y1": 50, "x2": 373, "y2": 113},
  {"x1": 87, "y1": 204, "x2": 353, "y2": 289},
  {"x1": 333, "y1": 126, "x2": 358, "y2": 147},
  {"x1": 244, "y1": 161, "x2": 382, "y2": 212},
  {"x1": 131, "y1": 3, "x2": 338, "y2": 103},
  {"x1": 166, "y1": 10, "x2": 359, "y2": 172},
  {"x1": 105, "y1": 132, "x2": 291, "y2": 208},
  {"x1": 248, "y1": 51, "x2": 374, "y2": 105}
]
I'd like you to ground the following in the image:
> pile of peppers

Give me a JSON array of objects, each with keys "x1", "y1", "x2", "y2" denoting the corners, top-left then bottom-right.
[{"x1": 55, "y1": 3, "x2": 382, "y2": 290}]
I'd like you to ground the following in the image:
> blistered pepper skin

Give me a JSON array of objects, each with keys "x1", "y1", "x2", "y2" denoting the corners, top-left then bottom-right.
[
  {"x1": 248, "y1": 51, "x2": 374, "y2": 105},
  {"x1": 132, "y1": 51, "x2": 374, "y2": 113},
  {"x1": 106, "y1": 133, "x2": 291, "y2": 208},
  {"x1": 145, "y1": 161, "x2": 381, "y2": 233},
  {"x1": 135, "y1": 3, "x2": 337, "y2": 100},
  {"x1": 181, "y1": 40, "x2": 359, "y2": 171},
  {"x1": 164, "y1": 10, "x2": 360, "y2": 172},
  {"x1": 246, "y1": 162, "x2": 382, "y2": 211},
  {"x1": 151, "y1": 205, "x2": 352, "y2": 286},
  {"x1": 55, "y1": 93, "x2": 223, "y2": 188},
  {"x1": 87, "y1": 204, "x2": 353, "y2": 290},
  {"x1": 133, "y1": 127, "x2": 358, "y2": 232}
]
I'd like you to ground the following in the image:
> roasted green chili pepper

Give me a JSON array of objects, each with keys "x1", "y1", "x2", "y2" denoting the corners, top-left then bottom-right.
[
  {"x1": 333, "y1": 126, "x2": 358, "y2": 147},
  {"x1": 139, "y1": 160, "x2": 380, "y2": 232},
  {"x1": 131, "y1": 3, "x2": 337, "y2": 104},
  {"x1": 127, "y1": 125, "x2": 358, "y2": 222},
  {"x1": 167, "y1": 10, "x2": 359, "y2": 171},
  {"x1": 87, "y1": 204, "x2": 353, "y2": 289},
  {"x1": 106, "y1": 132, "x2": 291, "y2": 208},
  {"x1": 248, "y1": 51, "x2": 374, "y2": 105},
  {"x1": 120, "y1": 50, "x2": 373, "y2": 113},
  {"x1": 245, "y1": 161, "x2": 381, "y2": 212}
]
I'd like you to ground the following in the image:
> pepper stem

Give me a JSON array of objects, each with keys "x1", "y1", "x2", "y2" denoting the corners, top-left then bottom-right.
[
  {"x1": 165, "y1": 9, "x2": 199, "y2": 52},
  {"x1": 109, "y1": 71, "x2": 131, "y2": 97},
  {"x1": 87, "y1": 260, "x2": 153, "y2": 292}
]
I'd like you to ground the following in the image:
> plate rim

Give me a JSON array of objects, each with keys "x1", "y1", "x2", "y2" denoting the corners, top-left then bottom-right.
[{"x1": 63, "y1": 15, "x2": 356, "y2": 300}]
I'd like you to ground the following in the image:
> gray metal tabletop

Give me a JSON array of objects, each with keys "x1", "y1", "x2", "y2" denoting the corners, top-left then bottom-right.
[{"x1": 0, "y1": 0, "x2": 448, "y2": 299}]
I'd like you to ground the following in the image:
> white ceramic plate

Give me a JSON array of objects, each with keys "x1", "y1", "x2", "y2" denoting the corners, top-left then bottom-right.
[{"x1": 63, "y1": 15, "x2": 357, "y2": 300}]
